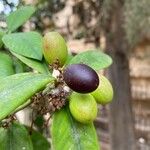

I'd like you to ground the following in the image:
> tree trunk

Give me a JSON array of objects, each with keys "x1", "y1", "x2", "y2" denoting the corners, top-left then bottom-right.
[{"x1": 103, "y1": 0, "x2": 136, "y2": 150}]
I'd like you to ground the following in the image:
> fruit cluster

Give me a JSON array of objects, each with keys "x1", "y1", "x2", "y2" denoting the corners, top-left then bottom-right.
[{"x1": 42, "y1": 32, "x2": 113, "y2": 124}]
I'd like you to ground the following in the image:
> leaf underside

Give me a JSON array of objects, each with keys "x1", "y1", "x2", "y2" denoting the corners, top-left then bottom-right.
[
  {"x1": 0, "y1": 122, "x2": 33, "y2": 150},
  {"x1": 12, "y1": 52, "x2": 49, "y2": 74},
  {"x1": 30, "y1": 128, "x2": 50, "y2": 150},
  {"x1": 0, "y1": 52, "x2": 15, "y2": 79},
  {"x1": 51, "y1": 106, "x2": 100, "y2": 150}
]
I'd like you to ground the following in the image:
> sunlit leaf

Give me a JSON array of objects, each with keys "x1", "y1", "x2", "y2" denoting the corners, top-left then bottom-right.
[
  {"x1": 6, "y1": 6, "x2": 35, "y2": 32},
  {"x1": 0, "y1": 73, "x2": 54, "y2": 120},
  {"x1": 68, "y1": 50, "x2": 112, "y2": 70},
  {"x1": 2, "y1": 32, "x2": 43, "y2": 60},
  {"x1": 51, "y1": 106, "x2": 100, "y2": 150}
]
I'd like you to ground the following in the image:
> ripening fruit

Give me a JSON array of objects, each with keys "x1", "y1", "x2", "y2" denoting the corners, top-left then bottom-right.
[
  {"x1": 91, "y1": 75, "x2": 113, "y2": 105},
  {"x1": 43, "y1": 32, "x2": 68, "y2": 66},
  {"x1": 63, "y1": 64, "x2": 99, "y2": 93},
  {"x1": 69, "y1": 92, "x2": 97, "y2": 124}
]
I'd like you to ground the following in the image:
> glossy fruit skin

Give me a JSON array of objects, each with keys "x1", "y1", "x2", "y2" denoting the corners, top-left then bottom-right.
[
  {"x1": 43, "y1": 32, "x2": 68, "y2": 66},
  {"x1": 91, "y1": 75, "x2": 113, "y2": 105},
  {"x1": 63, "y1": 64, "x2": 99, "y2": 93},
  {"x1": 69, "y1": 92, "x2": 97, "y2": 124}
]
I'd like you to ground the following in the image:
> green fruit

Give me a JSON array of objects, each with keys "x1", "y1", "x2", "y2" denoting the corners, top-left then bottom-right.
[
  {"x1": 43, "y1": 32, "x2": 68, "y2": 66},
  {"x1": 69, "y1": 92, "x2": 97, "y2": 124},
  {"x1": 91, "y1": 75, "x2": 113, "y2": 105}
]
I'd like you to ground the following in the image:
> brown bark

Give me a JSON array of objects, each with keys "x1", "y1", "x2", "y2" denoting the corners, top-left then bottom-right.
[{"x1": 104, "y1": 0, "x2": 136, "y2": 150}]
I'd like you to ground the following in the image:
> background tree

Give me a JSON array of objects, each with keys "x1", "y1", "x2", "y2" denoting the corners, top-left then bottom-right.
[{"x1": 101, "y1": 0, "x2": 136, "y2": 149}]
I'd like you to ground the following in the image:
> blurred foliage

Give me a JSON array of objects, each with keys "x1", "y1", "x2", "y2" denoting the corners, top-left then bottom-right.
[
  {"x1": 99, "y1": 0, "x2": 150, "y2": 47},
  {"x1": 124, "y1": 0, "x2": 150, "y2": 47},
  {"x1": 71, "y1": 0, "x2": 103, "y2": 46},
  {"x1": 0, "y1": 0, "x2": 66, "y2": 32},
  {"x1": 31, "y1": 0, "x2": 103, "y2": 45},
  {"x1": 101, "y1": 0, "x2": 112, "y2": 23},
  {"x1": 0, "y1": 0, "x2": 21, "y2": 15},
  {"x1": 1, "y1": 0, "x2": 149, "y2": 47},
  {"x1": 30, "y1": 0, "x2": 66, "y2": 32},
  {"x1": 101, "y1": 0, "x2": 127, "y2": 32}
]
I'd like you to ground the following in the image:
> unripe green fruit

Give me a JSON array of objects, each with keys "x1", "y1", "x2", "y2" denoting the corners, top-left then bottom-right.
[
  {"x1": 91, "y1": 75, "x2": 113, "y2": 105},
  {"x1": 43, "y1": 32, "x2": 68, "y2": 66},
  {"x1": 69, "y1": 92, "x2": 97, "y2": 124}
]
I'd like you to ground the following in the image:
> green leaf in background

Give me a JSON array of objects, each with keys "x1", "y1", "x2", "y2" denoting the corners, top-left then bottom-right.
[
  {"x1": 6, "y1": 6, "x2": 35, "y2": 32},
  {"x1": 30, "y1": 129, "x2": 50, "y2": 150},
  {"x1": 12, "y1": 52, "x2": 49, "y2": 74},
  {"x1": 2, "y1": 32, "x2": 43, "y2": 60},
  {"x1": 0, "y1": 122, "x2": 33, "y2": 150},
  {"x1": 68, "y1": 50, "x2": 112, "y2": 70},
  {"x1": 51, "y1": 106, "x2": 100, "y2": 150},
  {"x1": 0, "y1": 29, "x2": 5, "y2": 48},
  {"x1": 34, "y1": 115, "x2": 44, "y2": 131},
  {"x1": 0, "y1": 73, "x2": 54, "y2": 121},
  {"x1": 0, "y1": 52, "x2": 15, "y2": 79},
  {"x1": 64, "y1": 54, "x2": 74, "y2": 66},
  {"x1": 13, "y1": 58, "x2": 25, "y2": 73},
  {"x1": 0, "y1": 127, "x2": 7, "y2": 149}
]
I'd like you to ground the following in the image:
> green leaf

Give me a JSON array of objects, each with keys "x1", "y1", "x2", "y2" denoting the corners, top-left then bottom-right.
[
  {"x1": 12, "y1": 52, "x2": 49, "y2": 74},
  {"x1": 13, "y1": 99, "x2": 31, "y2": 113},
  {"x1": 0, "y1": 29, "x2": 5, "y2": 48},
  {"x1": 34, "y1": 115, "x2": 44, "y2": 130},
  {"x1": 64, "y1": 54, "x2": 74, "y2": 66},
  {"x1": 0, "y1": 122, "x2": 33, "y2": 150},
  {"x1": 0, "y1": 73, "x2": 54, "y2": 120},
  {"x1": 13, "y1": 58, "x2": 25, "y2": 73},
  {"x1": 51, "y1": 106, "x2": 100, "y2": 150},
  {"x1": 68, "y1": 50, "x2": 112, "y2": 70},
  {"x1": 30, "y1": 129, "x2": 50, "y2": 150},
  {"x1": 0, "y1": 52, "x2": 15, "y2": 79},
  {"x1": 0, "y1": 127, "x2": 7, "y2": 150},
  {"x1": 6, "y1": 6, "x2": 35, "y2": 32},
  {"x1": 2, "y1": 32, "x2": 43, "y2": 60}
]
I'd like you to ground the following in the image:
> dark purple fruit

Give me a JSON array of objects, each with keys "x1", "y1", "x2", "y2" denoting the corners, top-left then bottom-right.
[{"x1": 63, "y1": 64, "x2": 99, "y2": 93}]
